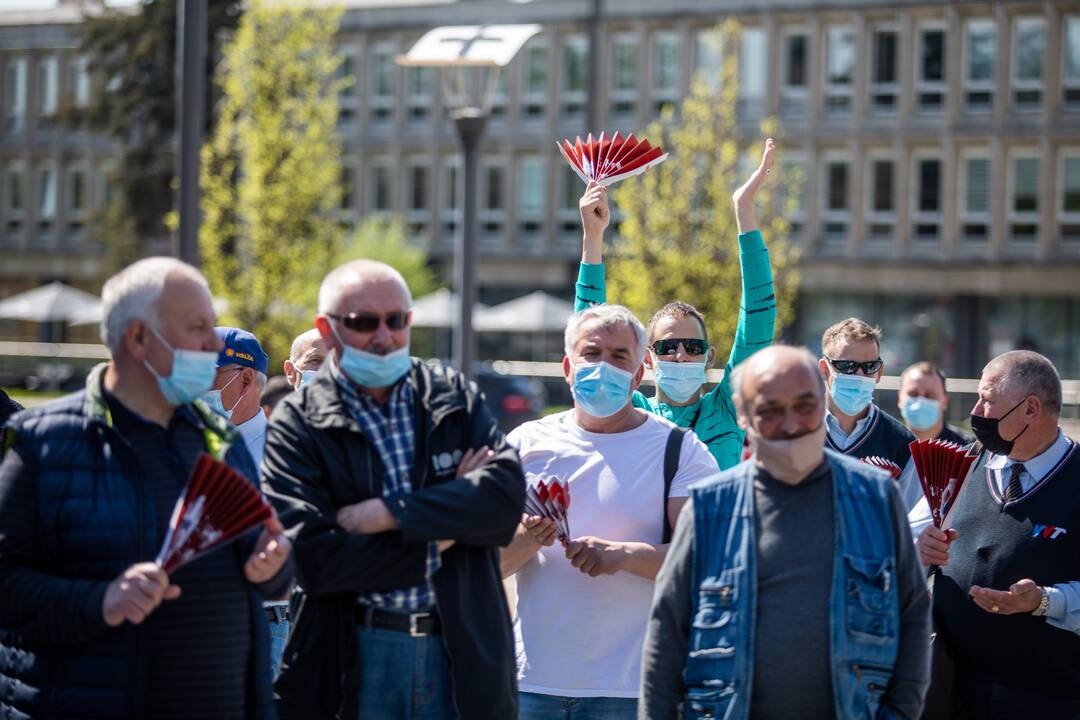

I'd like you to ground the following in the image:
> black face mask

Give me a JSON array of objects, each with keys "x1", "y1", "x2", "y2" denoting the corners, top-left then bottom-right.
[{"x1": 970, "y1": 397, "x2": 1031, "y2": 456}]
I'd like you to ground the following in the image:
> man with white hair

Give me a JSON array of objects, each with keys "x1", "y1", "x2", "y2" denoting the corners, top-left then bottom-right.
[
  {"x1": 283, "y1": 328, "x2": 327, "y2": 389},
  {"x1": 0, "y1": 257, "x2": 292, "y2": 720},
  {"x1": 641, "y1": 345, "x2": 930, "y2": 720},
  {"x1": 502, "y1": 303, "x2": 719, "y2": 719},
  {"x1": 262, "y1": 259, "x2": 526, "y2": 720},
  {"x1": 916, "y1": 350, "x2": 1080, "y2": 717}
]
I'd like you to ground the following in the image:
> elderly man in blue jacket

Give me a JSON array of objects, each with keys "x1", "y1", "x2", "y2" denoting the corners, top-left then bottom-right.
[
  {"x1": 0, "y1": 257, "x2": 292, "y2": 720},
  {"x1": 640, "y1": 345, "x2": 930, "y2": 720}
]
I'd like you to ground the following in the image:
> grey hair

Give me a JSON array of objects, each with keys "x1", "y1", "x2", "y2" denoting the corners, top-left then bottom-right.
[
  {"x1": 317, "y1": 260, "x2": 412, "y2": 315},
  {"x1": 730, "y1": 345, "x2": 825, "y2": 407},
  {"x1": 100, "y1": 257, "x2": 209, "y2": 352},
  {"x1": 564, "y1": 304, "x2": 647, "y2": 364},
  {"x1": 983, "y1": 350, "x2": 1062, "y2": 415},
  {"x1": 290, "y1": 328, "x2": 323, "y2": 363}
]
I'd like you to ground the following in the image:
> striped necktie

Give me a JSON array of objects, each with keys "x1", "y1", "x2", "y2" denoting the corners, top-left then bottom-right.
[{"x1": 1003, "y1": 463, "x2": 1026, "y2": 504}]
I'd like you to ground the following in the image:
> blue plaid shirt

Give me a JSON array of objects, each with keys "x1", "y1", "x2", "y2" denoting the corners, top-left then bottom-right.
[{"x1": 332, "y1": 359, "x2": 440, "y2": 611}]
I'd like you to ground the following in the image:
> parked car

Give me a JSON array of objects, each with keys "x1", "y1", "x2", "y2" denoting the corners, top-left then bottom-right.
[{"x1": 474, "y1": 364, "x2": 546, "y2": 432}]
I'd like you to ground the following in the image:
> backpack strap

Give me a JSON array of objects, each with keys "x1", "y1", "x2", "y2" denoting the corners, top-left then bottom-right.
[{"x1": 662, "y1": 427, "x2": 688, "y2": 543}]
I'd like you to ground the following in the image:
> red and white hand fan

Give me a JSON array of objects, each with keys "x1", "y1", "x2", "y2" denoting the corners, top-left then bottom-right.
[
  {"x1": 525, "y1": 475, "x2": 571, "y2": 544},
  {"x1": 909, "y1": 439, "x2": 977, "y2": 528},
  {"x1": 557, "y1": 131, "x2": 668, "y2": 187},
  {"x1": 860, "y1": 456, "x2": 902, "y2": 479},
  {"x1": 156, "y1": 453, "x2": 274, "y2": 574}
]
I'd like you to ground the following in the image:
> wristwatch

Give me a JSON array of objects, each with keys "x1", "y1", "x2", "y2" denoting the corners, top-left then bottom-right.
[{"x1": 1032, "y1": 586, "x2": 1050, "y2": 616}]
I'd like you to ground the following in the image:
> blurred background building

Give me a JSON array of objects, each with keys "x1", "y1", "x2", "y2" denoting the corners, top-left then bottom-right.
[{"x1": 1, "y1": 0, "x2": 1079, "y2": 378}]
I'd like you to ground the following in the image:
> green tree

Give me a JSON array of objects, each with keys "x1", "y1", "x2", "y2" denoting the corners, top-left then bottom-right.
[
  {"x1": 199, "y1": 0, "x2": 345, "y2": 365},
  {"x1": 608, "y1": 20, "x2": 801, "y2": 348},
  {"x1": 79, "y1": 0, "x2": 242, "y2": 256},
  {"x1": 335, "y1": 218, "x2": 441, "y2": 300}
]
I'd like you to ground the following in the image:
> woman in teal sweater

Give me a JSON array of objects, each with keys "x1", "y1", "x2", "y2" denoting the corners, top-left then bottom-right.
[{"x1": 574, "y1": 139, "x2": 777, "y2": 470}]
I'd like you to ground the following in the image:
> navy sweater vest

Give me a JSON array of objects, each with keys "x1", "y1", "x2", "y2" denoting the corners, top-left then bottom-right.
[
  {"x1": 934, "y1": 440, "x2": 1080, "y2": 698},
  {"x1": 826, "y1": 406, "x2": 914, "y2": 469}
]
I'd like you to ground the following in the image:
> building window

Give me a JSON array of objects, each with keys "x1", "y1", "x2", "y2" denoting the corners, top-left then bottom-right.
[
  {"x1": 561, "y1": 34, "x2": 588, "y2": 120},
  {"x1": 960, "y1": 153, "x2": 991, "y2": 242},
  {"x1": 1064, "y1": 17, "x2": 1080, "y2": 108},
  {"x1": 5, "y1": 59, "x2": 26, "y2": 134},
  {"x1": 780, "y1": 29, "x2": 809, "y2": 117},
  {"x1": 913, "y1": 156, "x2": 942, "y2": 241},
  {"x1": 405, "y1": 66, "x2": 433, "y2": 124},
  {"x1": 36, "y1": 56, "x2": 58, "y2": 128},
  {"x1": 822, "y1": 155, "x2": 850, "y2": 243},
  {"x1": 406, "y1": 161, "x2": 429, "y2": 238},
  {"x1": 5, "y1": 164, "x2": 24, "y2": 240},
  {"x1": 610, "y1": 34, "x2": 638, "y2": 123},
  {"x1": 370, "y1": 44, "x2": 396, "y2": 123},
  {"x1": 441, "y1": 158, "x2": 460, "y2": 240},
  {"x1": 520, "y1": 40, "x2": 548, "y2": 120},
  {"x1": 370, "y1": 161, "x2": 392, "y2": 212},
  {"x1": 866, "y1": 156, "x2": 895, "y2": 242},
  {"x1": 559, "y1": 167, "x2": 581, "y2": 237},
  {"x1": 1059, "y1": 152, "x2": 1080, "y2": 244},
  {"x1": 1009, "y1": 153, "x2": 1040, "y2": 242},
  {"x1": 870, "y1": 28, "x2": 899, "y2": 113},
  {"x1": 339, "y1": 165, "x2": 355, "y2": 212},
  {"x1": 481, "y1": 161, "x2": 506, "y2": 239},
  {"x1": 1012, "y1": 17, "x2": 1046, "y2": 111},
  {"x1": 67, "y1": 56, "x2": 90, "y2": 109},
  {"x1": 517, "y1": 155, "x2": 545, "y2": 242},
  {"x1": 824, "y1": 26, "x2": 855, "y2": 116},
  {"x1": 36, "y1": 165, "x2": 56, "y2": 238},
  {"x1": 337, "y1": 50, "x2": 359, "y2": 126},
  {"x1": 694, "y1": 29, "x2": 722, "y2": 91},
  {"x1": 964, "y1": 19, "x2": 996, "y2": 112},
  {"x1": 652, "y1": 32, "x2": 680, "y2": 116},
  {"x1": 739, "y1": 27, "x2": 766, "y2": 117},
  {"x1": 916, "y1": 25, "x2": 946, "y2": 112}
]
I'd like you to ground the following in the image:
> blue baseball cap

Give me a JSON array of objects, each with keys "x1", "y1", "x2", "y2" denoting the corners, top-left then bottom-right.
[{"x1": 215, "y1": 327, "x2": 269, "y2": 375}]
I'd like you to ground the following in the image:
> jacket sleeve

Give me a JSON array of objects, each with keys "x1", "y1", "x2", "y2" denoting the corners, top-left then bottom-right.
[
  {"x1": 724, "y1": 230, "x2": 776, "y2": 371},
  {"x1": 260, "y1": 402, "x2": 429, "y2": 596},
  {"x1": 385, "y1": 376, "x2": 525, "y2": 547},
  {"x1": 0, "y1": 442, "x2": 111, "y2": 644},
  {"x1": 575, "y1": 262, "x2": 606, "y2": 312}
]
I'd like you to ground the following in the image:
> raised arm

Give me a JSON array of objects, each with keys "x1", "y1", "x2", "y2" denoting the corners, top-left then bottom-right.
[{"x1": 575, "y1": 181, "x2": 610, "y2": 312}]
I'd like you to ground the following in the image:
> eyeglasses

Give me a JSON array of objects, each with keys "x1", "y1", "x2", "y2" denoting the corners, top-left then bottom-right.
[
  {"x1": 651, "y1": 338, "x2": 708, "y2": 357},
  {"x1": 825, "y1": 355, "x2": 883, "y2": 375},
  {"x1": 327, "y1": 311, "x2": 410, "y2": 333}
]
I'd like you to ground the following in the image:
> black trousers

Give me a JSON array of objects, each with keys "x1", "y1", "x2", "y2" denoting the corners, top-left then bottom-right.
[{"x1": 956, "y1": 673, "x2": 1080, "y2": 720}]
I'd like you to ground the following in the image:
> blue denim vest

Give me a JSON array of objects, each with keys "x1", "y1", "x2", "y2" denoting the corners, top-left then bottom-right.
[{"x1": 683, "y1": 450, "x2": 899, "y2": 720}]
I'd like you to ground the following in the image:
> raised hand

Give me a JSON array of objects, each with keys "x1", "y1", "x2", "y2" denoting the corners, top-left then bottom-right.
[
  {"x1": 732, "y1": 137, "x2": 776, "y2": 234},
  {"x1": 580, "y1": 181, "x2": 609, "y2": 264}
]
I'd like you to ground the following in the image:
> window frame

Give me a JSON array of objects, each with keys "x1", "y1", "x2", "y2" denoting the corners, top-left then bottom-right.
[{"x1": 1011, "y1": 16, "x2": 1047, "y2": 112}]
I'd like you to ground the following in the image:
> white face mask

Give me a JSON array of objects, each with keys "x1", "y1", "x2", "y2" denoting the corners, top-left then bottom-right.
[{"x1": 747, "y1": 422, "x2": 827, "y2": 484}]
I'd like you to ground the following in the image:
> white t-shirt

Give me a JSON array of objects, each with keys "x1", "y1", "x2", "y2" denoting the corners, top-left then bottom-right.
[{"x1": 507, "y1": 410, "x2": 720, "y2": 698}]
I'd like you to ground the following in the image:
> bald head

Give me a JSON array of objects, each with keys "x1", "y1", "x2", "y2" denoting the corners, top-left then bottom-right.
[
  {"x1": 732, "y1": 345, "x2": 826, "y2": 439},
  {"x1": 317, "y1": 259, "x2": 412, "y2": 315},
  {"x1": 284, "y1": 327, "x2": 329, "y2": 388}
]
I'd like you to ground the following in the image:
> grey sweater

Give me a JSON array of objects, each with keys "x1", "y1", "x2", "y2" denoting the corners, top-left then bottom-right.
[{"x1": 639, "y1": 462, "x2": 931, "y2": 720}]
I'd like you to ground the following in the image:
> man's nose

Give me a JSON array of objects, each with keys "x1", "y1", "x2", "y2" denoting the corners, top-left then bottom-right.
[
  {"x1": 780, "y1": 409, "x2": 802, "y2": 435},
  {"x1": 370, "y1": 320, "x2": 394, "y2": 346}
]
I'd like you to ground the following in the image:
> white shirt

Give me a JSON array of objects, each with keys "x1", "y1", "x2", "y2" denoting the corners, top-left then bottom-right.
[
  {"x1": 235, "y1": 410, "x2": 268, "y2": 468},
  {"x1": 507, "y1": 411, "x2": 720, "y2": 698}
]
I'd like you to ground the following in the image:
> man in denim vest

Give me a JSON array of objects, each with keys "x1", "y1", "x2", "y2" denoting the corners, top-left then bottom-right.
[{"x1": 641, "y1": 345, "x2": 930, "y2": 719}]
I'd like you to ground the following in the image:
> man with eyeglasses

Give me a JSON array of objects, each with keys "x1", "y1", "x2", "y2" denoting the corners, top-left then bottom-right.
[
  {"x1": 261, "y1": 259, "x2": 526, "y2": 720},
  {"x1": 574, "y1": 139, "x2": 777, "y2": 471},
  {"x1": 818, "y1": 318, "x2": 919, "y2": 510}
]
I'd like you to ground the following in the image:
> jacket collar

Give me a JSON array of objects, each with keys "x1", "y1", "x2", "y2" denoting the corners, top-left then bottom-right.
[{"x1": 301, "y1": 357, "x2": 466, "y2": 432}]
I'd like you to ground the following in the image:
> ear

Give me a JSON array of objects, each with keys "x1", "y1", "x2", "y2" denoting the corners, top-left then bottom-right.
[
  {"x1": 630, "y1": 363, "x2": 646, "y2": 392},
  {"x1": 315, "y1": 315, "x2": 333, "y2": 342},
  {"x1": 241, "y1": 367, "x2": 255, "y2": 389},
  {"x1": 874, "y1": 362, "x2": 885, "y2": 384},
  {"x1": 734, "y1": 395, "x2": 750, "y2": 430},
  {"x1": 124, "y1": 319, "x2": 152, "y2": 362},
  {"x1": 643, "y1": 350, "x2": 654, "y2": 370},
  {"x1": 562, "y1": 356, "x2": 573, "y2": 387},
  {"x1": 1025, "y1": 394, "x2": 1041, "y2": 421},
  {"x1": 818, "y1": 358, "x2": 830, "y2": 382},
  {"x1": 707, "y1": 345, "x2": 717, "y2": 369},
  {"x1": 283, "y1": 360, "x2": 296, "y2": 382}
]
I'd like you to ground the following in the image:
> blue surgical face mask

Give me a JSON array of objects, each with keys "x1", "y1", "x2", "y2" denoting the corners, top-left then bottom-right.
[
  {"x1": 654, "y1": 360, "x2": 706, "y2": 404},
  {"x1": 298, "y1": 369, "x2": 318, "y2": 388},
  {"x1": 901, "y1": 396, "x2": 941, "y2": 431},
  {"x1": 330, "y1": 323, "x2": 411, "y2": 388},
  {"x1": 829, "y1": 372, "x2": 876, "y2": 416},
  {"x1": 144, "y1": 326, "x2": 219, "y2": 407},
  {"x1": 201, "y1": 370, "x2": 244, "y2": 420},
  {"x1": 571, "y1": 361, "x2": 634, "y2": 418}
]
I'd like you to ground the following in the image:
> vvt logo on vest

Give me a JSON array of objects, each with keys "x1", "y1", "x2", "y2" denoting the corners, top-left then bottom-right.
[{"x1": 1032, "y1": 524, "x2": 1068, "y2": 540}]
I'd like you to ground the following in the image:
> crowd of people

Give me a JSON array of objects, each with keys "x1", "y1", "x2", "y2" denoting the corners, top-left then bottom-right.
[{"x1": 0, "y1": 138, "x2": 1077, "y2": 720}]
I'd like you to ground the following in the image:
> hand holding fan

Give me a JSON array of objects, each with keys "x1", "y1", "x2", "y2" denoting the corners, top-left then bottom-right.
[
  {"x1": 525, "y1": 475, "x2": 571, "y2": 544},
  {"x1": 557, "y1": 131, "x2": 668, "y2": 187},
  {"x1": 156, "y1": 453, "x2": 274, "y2": 574},
  {"x1": 860, "y1": 456, "x2": 902, "y2": 479},
  {"x1": 910, "y1": 439, "x2": 977, "y2": 528}
]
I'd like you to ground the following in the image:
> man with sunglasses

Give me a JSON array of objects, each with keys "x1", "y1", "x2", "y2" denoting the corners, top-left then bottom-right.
[
  {"x1": 914, "y1": 351, "x2": 1080, "y2": 718},
  {"x1": 261, "y1": 259, "x2": 525, "y2": 720},
  {"x1": 818, "y1": 318, "x2": 919, "y2": 510},
  {"x1": 574, "y1": 139, "x2": 777, "y2": 471}
]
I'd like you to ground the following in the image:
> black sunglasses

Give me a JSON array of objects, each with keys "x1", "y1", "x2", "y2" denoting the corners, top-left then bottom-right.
[
  {"x1": 327, "y1": 311, "x2": 410, "y2": 333},
  {"x1": 825, "y1": 355, "x2": 883, "y2": 375},
  {"x1": 651, "y1": 338, "x2": 708, "y2": 357}
]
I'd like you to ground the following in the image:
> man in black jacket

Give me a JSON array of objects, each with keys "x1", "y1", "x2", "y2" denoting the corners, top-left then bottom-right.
[{"x1": 262, "y1": 259, "x2": 525, "y2": 720}]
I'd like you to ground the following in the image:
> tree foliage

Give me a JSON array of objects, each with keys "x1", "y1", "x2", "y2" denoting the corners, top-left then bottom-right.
[
  {"x1": 608, "y1": 20, "x2": 801, "y2": 348},
  {"x1": 199, "y1": 0, "x2": 345, "y2": 365},
  {"x1": 336, "y1": 218, "x2": 442, "y2": 301}
]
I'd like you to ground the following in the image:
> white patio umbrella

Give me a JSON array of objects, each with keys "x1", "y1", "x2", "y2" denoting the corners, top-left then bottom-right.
[
  {"x1": 411, "y1": 288, "x2": 489, "y2": 328},
  {"x1": 475, "y1": 291, "x2": 574, "y2": 332},
  {"x1": 0, "y1": 282, "x2": 102, "y2": 324}
]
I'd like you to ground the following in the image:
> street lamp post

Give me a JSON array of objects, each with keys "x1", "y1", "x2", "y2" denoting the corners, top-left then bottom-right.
[
  {"x1": 399, "y1": 24, "x2": 540, "y2": 379},
  {"x1": 176, "y1": 0, "x2": 206, "y2": 267}
]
